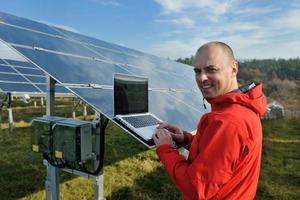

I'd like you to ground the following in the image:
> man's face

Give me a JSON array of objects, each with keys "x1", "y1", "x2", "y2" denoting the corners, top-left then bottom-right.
[{"x1": 193, "y1": 45, "x2": 237, "y2": 99}]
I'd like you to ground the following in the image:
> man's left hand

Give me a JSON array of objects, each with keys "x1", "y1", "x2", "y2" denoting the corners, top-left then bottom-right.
[{"x1": 152, "y1": 128, "x2": 173, "y2": 147}]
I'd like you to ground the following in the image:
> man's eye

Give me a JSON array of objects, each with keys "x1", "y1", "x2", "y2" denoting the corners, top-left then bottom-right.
[
  {"x1": 208, "y1": 68, "x2": 217, "y2": 72},
  {"x1": 193, "y1": 69, "x2": 201, "y2": 74}
]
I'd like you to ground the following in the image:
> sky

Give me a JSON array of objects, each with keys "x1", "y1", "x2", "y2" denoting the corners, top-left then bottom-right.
[{"x1": 0, "y1": 0, "x2": 300, "y2": 60}]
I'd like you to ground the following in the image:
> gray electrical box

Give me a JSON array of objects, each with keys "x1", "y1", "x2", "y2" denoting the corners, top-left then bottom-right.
[
  {"x1": 31, "y1": 116, "x2": 66, "y2": 155},
  {"x1": 53, "y1": 118, "x2": 93, "y2": 163},
  {"x1": 31, "y1": 116, "x2": 93, "y2": 165}
]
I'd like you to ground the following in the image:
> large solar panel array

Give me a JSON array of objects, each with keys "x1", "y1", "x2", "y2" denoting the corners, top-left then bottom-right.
[{"x1": 0, "y1": 11, "x2": 208, "y2": 132}]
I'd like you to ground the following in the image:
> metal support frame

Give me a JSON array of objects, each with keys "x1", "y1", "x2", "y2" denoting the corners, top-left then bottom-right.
[
  {"x1": 44, "y1": 76, "x2": 108, "y2": 200},
  {"x1": 45, "y1": 76, "x2": 60, "y2": 200},
  {"x1": 83, "y1": 104, "x2": 87, "y2": 120},
  {"x1": 6, "y1": 93, "x2": 13, "y2": 131}
]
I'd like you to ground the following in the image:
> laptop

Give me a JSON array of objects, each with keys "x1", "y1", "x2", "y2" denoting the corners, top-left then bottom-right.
[{"x1": 113, "y1": 73, "x2": 162, "y2": 142}]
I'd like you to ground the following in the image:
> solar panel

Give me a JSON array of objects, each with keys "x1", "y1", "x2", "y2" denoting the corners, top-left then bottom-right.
[
  {"x1": 0, "y1": 11, "x2": 208, "y2": 135},
  {"x1": 0, "y1": 58, "x2": 69, "y2": 94}
]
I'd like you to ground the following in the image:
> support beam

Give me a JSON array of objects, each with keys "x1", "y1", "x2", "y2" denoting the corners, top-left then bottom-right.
[
  {"x1": 83, "y1": 105, "x2": 87, "y2": 120},
  {"x1": 45, "y1": 76, "x2": 60, "y2": 200},
  {"x1": 41, "y1": 97, "x2": 44, "y2": 107},
  {"x1": 7, "y1": 93, "x2": 13, "y2": 131},
  {"x1": 8, "y1": 107, "x2": 13, "y2": 131}
]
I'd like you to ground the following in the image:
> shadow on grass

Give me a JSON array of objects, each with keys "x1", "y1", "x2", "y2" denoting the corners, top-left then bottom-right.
[
  {"x1": 0, "y1": 127, "x2": 82, "y2": 199},
  {"x1": 107, "y1": 166, "x2": 181, "y2": 200}
]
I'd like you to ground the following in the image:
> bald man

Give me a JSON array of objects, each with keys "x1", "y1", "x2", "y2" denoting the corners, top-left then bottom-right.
[{"x1": 153, "y1": 41, "x2": 267, "y2": 200}]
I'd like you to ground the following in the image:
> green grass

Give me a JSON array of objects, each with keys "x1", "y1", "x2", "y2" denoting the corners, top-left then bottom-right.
[{"x1": 0, "y1": 100, "x2": 299, "y2": 199}]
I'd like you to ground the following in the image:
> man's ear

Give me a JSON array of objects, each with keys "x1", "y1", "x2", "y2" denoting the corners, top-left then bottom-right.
[{"x1": 232, "y1": 61, "x2": 238, "y2": 76}]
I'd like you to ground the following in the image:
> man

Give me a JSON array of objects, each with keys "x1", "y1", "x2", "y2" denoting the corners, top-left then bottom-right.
[{"x1": 153, "y1": 41, "x2": 267, "y2": 200}]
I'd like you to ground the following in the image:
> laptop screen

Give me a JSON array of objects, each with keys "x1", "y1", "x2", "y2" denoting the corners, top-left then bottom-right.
[{"x1": 114, "y1": 74, "x2": 148, "y2": 115}]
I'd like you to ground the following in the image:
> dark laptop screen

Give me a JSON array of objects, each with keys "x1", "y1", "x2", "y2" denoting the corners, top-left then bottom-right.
[{"x1": 114, "y1": 74, "x2": 148, "y2": 115}]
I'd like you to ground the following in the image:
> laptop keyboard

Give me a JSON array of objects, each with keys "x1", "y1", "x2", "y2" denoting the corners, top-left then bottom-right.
[{"x1": 123, "y1": 115, "x2": 159, "y2": 128}]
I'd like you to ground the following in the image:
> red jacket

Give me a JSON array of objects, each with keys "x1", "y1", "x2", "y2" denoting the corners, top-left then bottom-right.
[{"x1": 156, "y1": 83, "x2": 267, "y2": 200}]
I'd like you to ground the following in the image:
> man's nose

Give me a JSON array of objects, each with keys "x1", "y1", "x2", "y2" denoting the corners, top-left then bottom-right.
[{"x1": 196, "y1": 72, "x2": 208, "y2": 82}]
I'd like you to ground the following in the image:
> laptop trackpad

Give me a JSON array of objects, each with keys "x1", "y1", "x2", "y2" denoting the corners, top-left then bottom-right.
[{"x1": 137, "y1": 125, "x2": 158, "y2": 140}]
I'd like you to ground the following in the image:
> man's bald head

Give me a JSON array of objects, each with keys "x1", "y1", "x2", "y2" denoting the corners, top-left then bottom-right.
[{"x1": 195, "y1": 41, "x2": 236, "y2": 64}]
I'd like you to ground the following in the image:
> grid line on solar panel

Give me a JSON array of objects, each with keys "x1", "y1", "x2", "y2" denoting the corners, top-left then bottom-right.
[
  {"x1": 0, "y1": 82, "x2": 41, "y2": 92},
  {"x1": 12, "y1": 42, "x2": 188, "y2": 83},
  {"x1": 0, "y1": 59, "x2": 43, "y2": 92},
  {"x1": 2, "y1": 15, "x2": 192, "y2": 74},
  {"x1": 0, "y1": 63, "x2": 41, "y2": 70},
  {"x1": 0, "y1": 71, "x2": 45, "y2": 77},
  {"x1": 9, "y1": 43, "x2": 148, "y2": 76},
  {"x1": 0, "y1": 12, "x2": 64, "y2": 37},
  {"x1": 1, "y1": 18, "x2": 195, "y2": 90},
  {"x1": 0, "y1": 20, "x2": 139, "y2": 60}
]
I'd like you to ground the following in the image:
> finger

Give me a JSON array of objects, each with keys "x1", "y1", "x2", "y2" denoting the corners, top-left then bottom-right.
[
  {"x1": 152, "y1": 133, "x2": 158, "y2": 144},
  {"x1": 157, "y1": 122, "x2": 168, "y2": 129}
]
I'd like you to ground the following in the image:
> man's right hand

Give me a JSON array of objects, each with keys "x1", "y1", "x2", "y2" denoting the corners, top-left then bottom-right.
[{"x1": 157, "y1": 122, "x2": 185, "y2": 144}]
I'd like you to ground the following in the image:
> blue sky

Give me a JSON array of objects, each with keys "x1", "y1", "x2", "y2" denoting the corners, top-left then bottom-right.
[{"x1": 0, "y1": 0, "x2": 300, "y2": 60}]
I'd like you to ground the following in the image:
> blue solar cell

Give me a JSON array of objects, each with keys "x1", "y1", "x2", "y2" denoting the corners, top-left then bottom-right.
[
  {"x1": 15, "y1": 67, "x2": 45, "y2": 76},
  {"x1": 71, "y1": 88, "x2": 114, "y2": 118},
  {"x1": 0, "y1": 12, "x2": 63, "y2": 36},
  {"x1": 0, "y1": 59, "x2": 5, "y2": 64},
  {"x1": 0, "y1": 82, "x2": 40, "y2": 92},
  {"x1": 0, "y1": 64, "x2": 15, "y2": 73},
  {"x1": 167, "y1": 89, "x2": 209, "y2": 112},
  {"x1": 53, "y1": 27, "x2": 142, "y2": 56},
  {"x1": 4, "y1": 59, "x2": 37, "y2": 68},
  {"x1": 14, "y1": 47, "x2": 131, "y2": 85},
  {"x1": 0, "y1": 73, "x2": 27, "y2": 82},
  {"x1": 24, "y1": 75, "x2": 46, "y2": 84},
  {"x1": 149, "y1": 91, "x2": 202, "y2": 131},
  {"x1": 0, "y1": 25, "x2": 101, "y2": 58}
]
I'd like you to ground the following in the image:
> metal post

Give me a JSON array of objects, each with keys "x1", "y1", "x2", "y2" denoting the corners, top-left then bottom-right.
[
  {"x1": 72, "y1": 98, "x2": 76, "y2": 119},
  {"x1": 8, "y1": 107, "x2": 13, "y2": 131},
  {"x1": 5, "y1": 93, "x2": 13, "y2": 131},
  {"x1": 45, "y1": 76, "x2": 60, "y2": 200},
  {"x1": 94, "y1": 174, "x2": 105, "y2": 200},
  {"x1": 93, "y1": 113, "x2": 108, "y2": 200},
  {"x1": 41, "y1": 97, "x2": 44, "y2": 107},
  {"x1": 83, "y1": 105, "x2": 87, "y2": 120},
  {"x1": 0, "y1": 111, "x2": 2, "y2": 130},
  {"x1": 34, "y1": 99, "x2": 37, "y2": 108}
]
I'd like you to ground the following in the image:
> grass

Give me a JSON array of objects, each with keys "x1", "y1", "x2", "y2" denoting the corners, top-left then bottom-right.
[{"x1": 0, "y1": 99, "x2": 299, "y2": 199}]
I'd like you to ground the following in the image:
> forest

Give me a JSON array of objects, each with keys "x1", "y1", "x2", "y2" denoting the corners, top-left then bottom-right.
[{"x1": 176, "y1": 57, "x2": 300, "y2": 118}]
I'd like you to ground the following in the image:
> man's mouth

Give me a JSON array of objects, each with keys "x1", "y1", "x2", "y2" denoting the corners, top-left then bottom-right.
[{"x1": 201, "y1": 85, "x2": 212, "y2": 89}]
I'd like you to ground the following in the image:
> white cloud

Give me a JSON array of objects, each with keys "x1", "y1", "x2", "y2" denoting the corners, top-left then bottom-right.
[
  {"x1": 161, "y1": 30, "x2": 184, "y2": 37},
  {"x1": 234, "y1": 6, "x2": 280, "y2": 16},
  {"x1": 156, "y1": 16, "x2": 195, "y2": 28},
  {"x1": 155, "y1": 0, "x2": 232, "y2": 22},
  {"x1": 148, "y1": 1, "x2": 300, "y2": 59},
  {"x1": 272, "y1": 8, "x2": 300, "y2": 30},
  {"x1": 89, "y1": 0, "x2": 120, "y2": 6},
  {"x1": 148, "y1": 38, "x2": 208, "y2": 59}
]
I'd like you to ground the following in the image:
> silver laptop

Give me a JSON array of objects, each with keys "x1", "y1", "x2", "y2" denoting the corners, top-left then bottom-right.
[{"x1": 113, "y1": 73, "x2": 161, "y2": 141}]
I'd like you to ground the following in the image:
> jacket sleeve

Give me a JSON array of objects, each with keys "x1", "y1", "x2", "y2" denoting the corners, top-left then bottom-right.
[{"x1": 156, "y1": 119, "x2": 246, "y2": 200}]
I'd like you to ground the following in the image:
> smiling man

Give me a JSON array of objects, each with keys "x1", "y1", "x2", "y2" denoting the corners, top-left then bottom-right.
[{"x1": 153, "y1": 41, "x2": 267, "y2": 200}]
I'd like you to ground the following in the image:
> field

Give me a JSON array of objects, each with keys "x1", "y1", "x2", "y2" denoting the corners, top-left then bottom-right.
[{"x1": 0, "y1": 99, "x2": 299, "y2": 200}]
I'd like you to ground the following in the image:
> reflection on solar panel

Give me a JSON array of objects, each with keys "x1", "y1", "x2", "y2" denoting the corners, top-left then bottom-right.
[
  {"x1": 0, "y1": 58, "x2": 69, "y2": 94},
  {"x1": 0, "y1": 58, "x2": 45, "y2": 93},
  {"x1": 0, "y1": 12, "x2": 208, "y2": 135}
]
